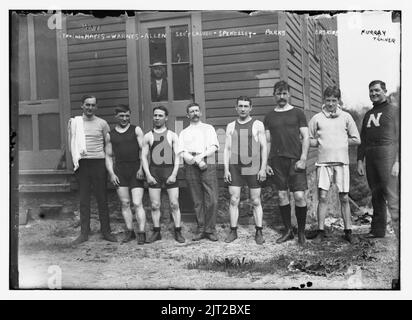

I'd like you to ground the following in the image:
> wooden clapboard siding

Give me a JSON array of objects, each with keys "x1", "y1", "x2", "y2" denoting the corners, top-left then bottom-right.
[
  {"x1": 285, "y1": 13, "x2": 304, "y2": 109},
  {"x1": 67, "y1": 15, "x2": 128, "y2": 127},
  {"x1": 202, "y1": 11, "x2": 280, "y2": 130}
]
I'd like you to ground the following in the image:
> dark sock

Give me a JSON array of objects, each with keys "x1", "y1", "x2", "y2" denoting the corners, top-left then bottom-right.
[
  {"x1": 175, "y1": 227, "x2": 181, "y2": 232},
  {"x1": 230, "y1": 226, "x2": 238, "y2": 230},
  {"x1": 255, "y1": 226, "x2": 263, "y2": 231},
  {"x1": 295, "y1": 206, "x2": 307, "y2": 233},
  {"x1": 279, "y1": 204, "x2": 292, "y2": 230},
  {"x1": 344, "y1": 229, "x2": 352, "y2": 235},
  {"x1": 153, "y1": 227, "x2": 161, "y2": 232}
]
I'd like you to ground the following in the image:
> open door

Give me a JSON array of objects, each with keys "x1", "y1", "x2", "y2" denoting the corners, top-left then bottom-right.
[{"x1": 140, "y1": 18, "x2": 195, "y2": 134}]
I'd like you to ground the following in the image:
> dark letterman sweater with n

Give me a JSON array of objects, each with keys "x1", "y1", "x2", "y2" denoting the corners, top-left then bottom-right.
[{"x1": 357, "y1": 99, "x2": 399, "y2": 161}]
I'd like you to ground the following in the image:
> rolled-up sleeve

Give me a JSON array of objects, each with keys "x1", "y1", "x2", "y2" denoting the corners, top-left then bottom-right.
[{"x1": 206, "y1": 125, "x2": 220, "y2": 151}]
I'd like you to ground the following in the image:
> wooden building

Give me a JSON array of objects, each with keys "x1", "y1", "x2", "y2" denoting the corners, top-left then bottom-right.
[{"x1": 14, "y1": 11, "x2": 339, "y2": 192}]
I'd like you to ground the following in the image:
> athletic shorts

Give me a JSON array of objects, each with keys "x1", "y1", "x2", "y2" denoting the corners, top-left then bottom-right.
[
  {"x1": 269, "y1": 156, "x2": 307, "y2": 192},
  {"x1": 114, "y1": 161, "x2": 144, "y2": 189},
  {"x1": 149, "y1": 165, "x2": 178, "y2": 189},
  {"x1": 316, "y1": 164, "x2": 349, "y2": 193},
  {"x1": 227, "y1": 164, "x2": 261, "y2": 189}
]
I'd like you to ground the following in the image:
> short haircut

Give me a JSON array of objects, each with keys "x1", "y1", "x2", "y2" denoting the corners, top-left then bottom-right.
[
  {"x1": 115, "y1": 104, "x2": 130, "y2": 114},
  {"x1": 236, "y1": 96, "x2": 252, "y2": 106},
  {"x1": 186, "y1": 102, "x2": 200, "y2": 113},
  {"x1": 153, "y1": 105, "x2": 169, "y2": 116},
  {"x1": 323, "y1": 86, "x2": 341, "y2": 99},
  {"x1": 81, "y1": 95, "x2": 97, "y2": 104},
  {"x1": 273, "y1": 80, "x2": 290, "y2": 94},
  {"x1": 369, "y1": 80, "x2": 386, "y2": 91}
]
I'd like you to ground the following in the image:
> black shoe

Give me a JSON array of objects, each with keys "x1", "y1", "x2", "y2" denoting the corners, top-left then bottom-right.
[
  {"x1": 343, "y1": 229, "x2": 359, "y2": 244},
  {"x1": 298, "y1": 231, "x2": 306, "y2": 246},
  {"x1": 121, "y1": 230, "x2": 136, "y2": 244},
  {"x1": 305, "y1": 229, "x2": 319, "y2": 239},
  {"x1": 147, "y1": 229, "x2": 162, "y2": 243},
  {"x1": 174, "y1": 228, "x2": 185, "y2": 243},
  {"x1": 137, "y1": 232, "x2": 146, "y2": 245},
  {"x1": 205, "y1": 232, "x2": 218, "y2": 242},
  {"x1": 312, "y1": 230, "x2": 325, "y2": 244},
  {"x1": 192, "y1": 233, "x2": 206, "y2": 241},
  {"x1": 363, "y1": 232, "x2": 385, "y2": 239},
  {"x1": 255, "y1": 228, "x2": 265, "y2": 245},
  {"x1": 72, "y1": 234, "x2": 88, "y2": 246},
  {"x1": 102, "y1": 232, "x2": 117, "y2": 242},
  {"x1": 225, "y1": 227, "x2": 238, "y2": 243},
  {"x1": 276, "y1": 229, "x2": 294, "y2": 244}
]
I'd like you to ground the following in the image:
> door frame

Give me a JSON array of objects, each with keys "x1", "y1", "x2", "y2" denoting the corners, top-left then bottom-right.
[
  {"x1": 18, "y1": 13, "x2": 71, "y2": 172},
  {"x1": 127, "y1": 11, "x2": 205, "y2": 133}
]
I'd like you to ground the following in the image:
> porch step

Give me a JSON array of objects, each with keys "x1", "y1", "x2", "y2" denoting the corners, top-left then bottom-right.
[{"x1": 18, "y1": 183, "x2": 71, "y2": 193}]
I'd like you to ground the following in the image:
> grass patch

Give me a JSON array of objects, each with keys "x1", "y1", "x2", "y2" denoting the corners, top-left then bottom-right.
[{"x1": 187, "y1": 255, "x2": 290, "y2": 276}]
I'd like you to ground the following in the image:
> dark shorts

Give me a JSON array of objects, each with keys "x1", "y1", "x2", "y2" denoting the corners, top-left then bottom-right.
[
  {"x1": 114, "y1": 161, "x2": 144, "y2": 189},
  {"x1": 228, "y1": 164, "x2": 261, "y2": 189},
  {"x1": 269, "y1": 157, "x2": 307, "y2": 192},
  {"x1": 149, "y1": 165, "x2": 178, "y2": 189}
]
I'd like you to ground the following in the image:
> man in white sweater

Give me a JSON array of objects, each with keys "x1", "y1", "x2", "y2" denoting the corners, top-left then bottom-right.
[{"x1": 308, "y1": 86, "x2": 361, "y2": 244}]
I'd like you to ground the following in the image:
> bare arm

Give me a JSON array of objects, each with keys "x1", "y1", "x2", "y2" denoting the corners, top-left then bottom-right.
[
  {"x1": 141, "y1": 134, "x2": 151, "y2": 177},
  {"x1": 105, "y1": 133, "x2": 120, "y2": 187},
  {"x1": 105, "y1": 133, "x2": 115, "y2": 176},
  {"x1": 308, "y1": 117, "x2": 319, "y2": 147},
  {"x1": 299, "y1": 127, "x2": 310, "y2": 162},
  {"x1": 223, "y1": 123, "x2": 232, "y2": 173},
  {"x1": 135, "y1": 126, "x2": 145, "y2": 177},
  {"x1": 265, "y1": 129, "x2": 274, "y2": 175},
  {"x1": 171, "y1": 133, "x2": 180, "y2": 177}
]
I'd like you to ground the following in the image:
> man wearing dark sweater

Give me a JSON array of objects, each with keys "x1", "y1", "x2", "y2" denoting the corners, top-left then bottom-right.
[{"x1": 357, "y1": 80, "x2": 399, "y2": 239}]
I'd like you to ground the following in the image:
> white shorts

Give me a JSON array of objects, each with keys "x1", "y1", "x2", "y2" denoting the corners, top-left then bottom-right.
[{"x1": 316, "y1": 164, "x2": 350, "y2": 193}]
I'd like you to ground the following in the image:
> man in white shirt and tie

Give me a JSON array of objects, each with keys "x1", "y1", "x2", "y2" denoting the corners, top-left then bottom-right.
[{"x1": 178, "y1": 102, "x2": 220, "y2": 241}]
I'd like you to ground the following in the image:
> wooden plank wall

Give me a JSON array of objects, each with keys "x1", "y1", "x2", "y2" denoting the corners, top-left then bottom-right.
[
  {"x1": 201, "y1": 11, "x2": 280, "y2": 132},
  {"x1": 67, "y1": 15, "x2": 129, "y2": 127},
  {"x1": 284, "y1": 13, "x2": 305, "y2": 109}
]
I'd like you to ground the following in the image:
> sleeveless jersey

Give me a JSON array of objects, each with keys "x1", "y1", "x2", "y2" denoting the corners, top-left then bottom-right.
[
  {"x1": 150, "y1": 129, "x2": 175, "y2": 167},
  {"x1": 109, "y1": 125, "x2": 140, "y2": 163}
]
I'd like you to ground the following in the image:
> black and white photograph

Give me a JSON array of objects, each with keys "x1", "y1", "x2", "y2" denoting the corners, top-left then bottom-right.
[{"x1": 5, "y1": 0, "x2": 410, "y2": 300}]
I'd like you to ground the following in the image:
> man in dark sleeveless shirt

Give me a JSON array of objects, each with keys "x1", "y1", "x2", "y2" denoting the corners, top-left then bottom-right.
[
  {"x1": 105, "y1": 104, "x2": 146, "y2": 244},
  {"x1": 357, "y1": 80, "x2": 399, "y2": 239},
  {"x1": 264, "y1": 80, "x2": 310, "y2": 246},
  {"x1": 223, "y1": 96, "x2": 268, "y2": 244},
  {"x1": 141, "y1": 106, "x2": 185, "y2": 243}
]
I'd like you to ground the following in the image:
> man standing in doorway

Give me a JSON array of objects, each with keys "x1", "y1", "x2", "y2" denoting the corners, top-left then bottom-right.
[
  {"x1": 264, "y1": 80, "x2": 309, "y2": 245},
  {"x1": 141, "y1": 106, "x2": 185, "y2": 243},
  {"x1": 151, "y1": 62, "x2": 168, "y2": 102},
  {"x1": 178, "y1": 102, "x2": 220, "y2": 241},
  {"x1": 223, "y1": 96, "x2": 268, "y2": 245},
  {"x1": 357, "y1": 80, "x2": 399, "y2": 239},
  {"x1": 68, "y1": 95, "x2": 117, "y2": 245},
  {"x1": 308, "y1": 86, "x2": 361, "y2": 244},
  {"x1": 105, "y1": 104, "x2": 147, "y2": 244}
]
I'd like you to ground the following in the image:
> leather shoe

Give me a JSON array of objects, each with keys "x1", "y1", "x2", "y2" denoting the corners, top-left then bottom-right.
[
  {"x1": 276, "y1": 229, "x2": 294, "y2": 244},
  {"x1": 255, "y1": 229, "x2": 265, "y2": 245},
  {"x1": 192, "y1": 233, "x2": 206, "y2": 241},
  {"x1": 147, "y1": 230, "x2": 162, "y2": 243},
  {"x1": 205, "y1": 233, "x2": 218, "y2": 242},
  {"x1": 174, "y1": 228, "x2": 186, "y2": 243},
  {"x1": 297, "y1": 231, "x2": 306, "y2": 246},
  {"x1": 137, "y1": 232, "x2": 146, "y2": 245},
  {"x1": 363, "y1": 233, "x2": 385, "y2": 239},
  {"x1": 72, "y1": 234, "x2": 88, "y2": 246},
  {"x1": 225, "y1": 228, "x2": 238, "y2": 243},
  {"x1": 121, "y1": 230, "x2": 136, "y2": 244},
  {"x1": 102, "y1": 233, "x2": 117, "y2": 242}
]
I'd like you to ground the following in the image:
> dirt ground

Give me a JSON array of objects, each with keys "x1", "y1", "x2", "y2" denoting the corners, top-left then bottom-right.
[{"x1": 17, "y1": 191, "x2": 399, "y2": 290}]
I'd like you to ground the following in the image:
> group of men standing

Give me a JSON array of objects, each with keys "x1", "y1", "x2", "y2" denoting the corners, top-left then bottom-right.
[{"x1": 68, "y1": 79, "x2": 399, "y2": 247}]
